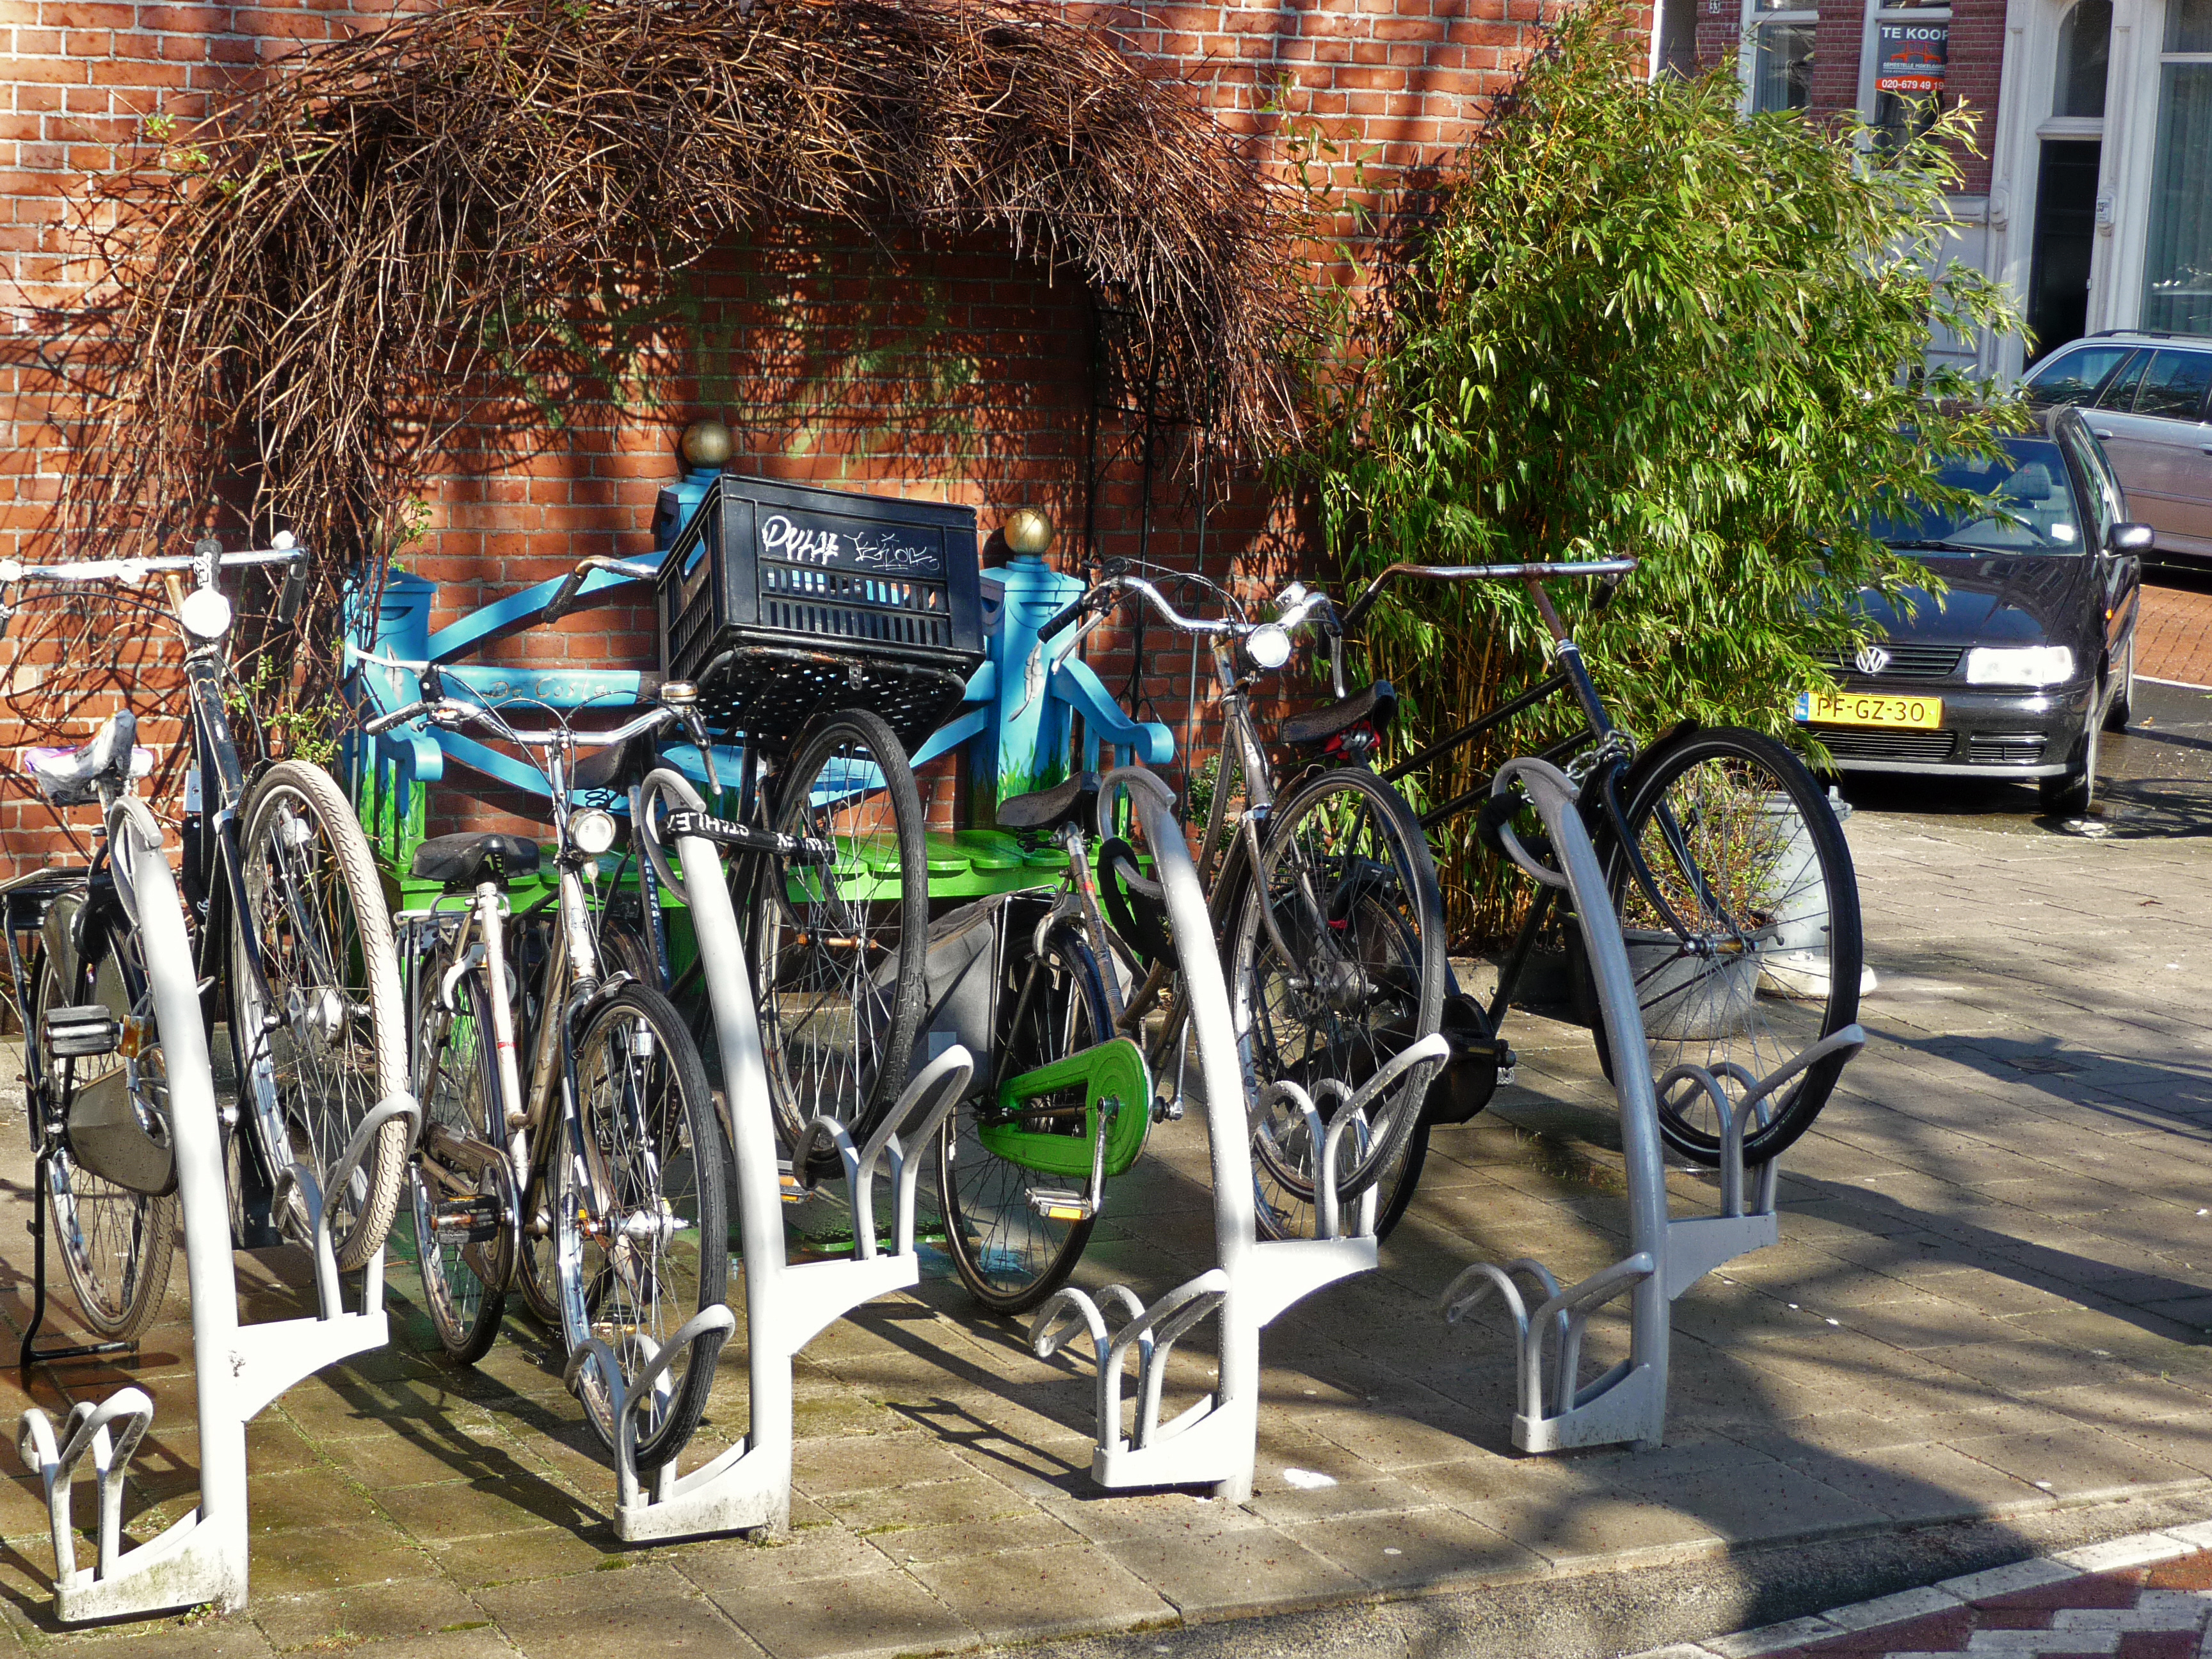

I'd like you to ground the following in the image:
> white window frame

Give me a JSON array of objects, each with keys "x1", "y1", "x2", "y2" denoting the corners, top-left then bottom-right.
[{"x1": 1738, "y1": 0, "x2": 1821, "y2": 112}]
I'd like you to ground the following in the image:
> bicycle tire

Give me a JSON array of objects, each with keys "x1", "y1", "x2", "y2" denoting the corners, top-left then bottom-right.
[
  {"x1": 410, "y1": 963, "x2": 508, "y2": 1365},
  {"x1": 32, "y1": 947, "x2": 177, "y2": 1340},
  {"x1": 1233, "y1": 765, "x2": 1448, "y2": 1202},
  {"x1": 937, "y1": 923, "x2": 1106, "y2": 1314},
  {"x1": 554, "y1": 982, "x2": 728, "y2": 1473},
  {"x1": 1605, "y1": 726, "x2": 1863, "y2": 1167},
  {"x1": 233, "y1": 759, "x2": 410, "y2": 1269},
  {"x1": 754, "y1": 707, "x2": 927, "y2": 1150}
]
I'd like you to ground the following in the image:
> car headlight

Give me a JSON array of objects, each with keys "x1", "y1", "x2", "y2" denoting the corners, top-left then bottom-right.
[
  {"x1": 1964, "y1": 645, "x2": 2074, "y2": 687},
  {"x1": 570, "y1": 808, "x2": 619, "y2": 856}
]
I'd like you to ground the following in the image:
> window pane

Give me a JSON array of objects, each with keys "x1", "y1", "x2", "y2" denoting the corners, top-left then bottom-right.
[
  {"x1": 1751, "y1": 20, "x2": 1815, "y2": 112},
  {"x1": 2145, "y1": 64, "x2": 2212, "y2": 335},
  {"x1": 1875, "y1": 89, "x2": 1941, "y2": 150},
  {"x1": 2056, "y1": 0, "x2": 2111, "y2": 116},
  {"x1": 2131, "y1": 350, "x2": 2212, "y2": 419},
  {"x1": 2094, "y1": 351, "x2": 2150, "y2": 408},
  {"x1": 2167, "y1": 0, "x2": 2212, "y2": 52},
  {"x1": 2026, "y1": 344, "x2": 2132, "y2": 403}
]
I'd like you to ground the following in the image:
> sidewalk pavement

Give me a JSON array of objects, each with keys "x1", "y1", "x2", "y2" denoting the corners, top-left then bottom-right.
[
  {"x1": 1638, "y1": 1523, "x2": 2212, "y2": 1658},
  {"x1": 0, "y1": 709, "x2": 2210, "y2": 1658},
  {"x1": 2136, "y1": 577, "x2": 2212, "y2": 687}
]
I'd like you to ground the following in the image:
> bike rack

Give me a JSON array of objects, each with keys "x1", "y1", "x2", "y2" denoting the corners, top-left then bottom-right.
[
  {"x1": 1028, "y1": 767, "x2": 1451, "y2": 1502},
  {"x1": 593, "y1": 769, "x2": 972, "y2": 1543},
  {"x1": 1437, "y1": 757, "x2": 1864, "y2": 1454},
  {"x1": 15, "y1": 799, "x2": 419, "y2": 1621}
]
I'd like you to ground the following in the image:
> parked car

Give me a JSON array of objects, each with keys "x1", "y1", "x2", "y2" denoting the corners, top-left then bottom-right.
[
  {"x1": 1804, "y1": 406, "x2": 2149, "y2": 814},
  {"x1": 2021, "y1": 330, "x2": 2212, "y2": 565}
]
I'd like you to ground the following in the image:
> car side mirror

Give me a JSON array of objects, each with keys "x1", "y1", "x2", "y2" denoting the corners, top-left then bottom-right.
[{"x1": 2106, "y1": 522, "x2": 2154, "y2": 554}]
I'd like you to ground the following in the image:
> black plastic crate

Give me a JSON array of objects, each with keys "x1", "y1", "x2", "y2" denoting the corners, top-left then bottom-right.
[{"x1": 655, "y1": 473, "x2": 986, "y2": 753}]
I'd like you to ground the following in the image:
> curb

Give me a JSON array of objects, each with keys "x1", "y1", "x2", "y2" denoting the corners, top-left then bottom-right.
[{"x1": 1630, "y1": 1516, "x2": 2212, "y2": 1658}]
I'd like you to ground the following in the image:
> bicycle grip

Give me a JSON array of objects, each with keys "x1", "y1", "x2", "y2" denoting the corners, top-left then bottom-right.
[
  {"x1": 543, "y1": 566, "x2": 589, "y2": 623},
  {"x1": 1036, "y1": 592, "x2": 1092, "y2": 643},
  {"x1": 276, "y1": 551, "x2": 310, "y2": 628},
  {"x1": 364, "y1": 700, "x2": 428, "y2": 737}
]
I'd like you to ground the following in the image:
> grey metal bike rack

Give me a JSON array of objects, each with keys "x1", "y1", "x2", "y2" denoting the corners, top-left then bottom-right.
[
  {"x1": 598, "y1": 769, "x2": 970, "y2": 1543},
  {"x1": 1029, "y1": 766, "x2": 1451, "y2": 1502},
  {"x1": 1438, "y1": 757, "x2": 1864, "y2": 1454},
  {"x1": 16, "y1": 797, "x2": 418, "y2": 1621}
]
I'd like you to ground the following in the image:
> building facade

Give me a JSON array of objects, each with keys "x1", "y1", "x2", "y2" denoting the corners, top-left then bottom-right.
[{"x1": 1688, "y1": 0, "x2": 2209, "y2": 372}]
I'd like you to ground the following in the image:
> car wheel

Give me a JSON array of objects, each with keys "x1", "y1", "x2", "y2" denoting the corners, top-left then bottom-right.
[
  {"x1": 2103, "y1": 636, "x2": 2135, "y2": 732},
  {"x1": 2040, "y1": 709, "x2": 2100, "y2": 815}
]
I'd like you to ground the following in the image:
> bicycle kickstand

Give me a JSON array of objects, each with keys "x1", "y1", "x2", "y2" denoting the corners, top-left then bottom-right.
[{"x1": 18, "y1": 1144, "x2": 136, "y2": 1371}]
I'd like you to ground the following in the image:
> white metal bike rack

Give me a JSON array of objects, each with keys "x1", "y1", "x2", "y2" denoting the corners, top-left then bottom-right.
[
  {"x1": 1438, "y1": 757, "x2": 1864, "y2": 1454},
  {"x1": 598, "y1": 769, "x2": 970, "y2": 1543},
  {"x1": 16, "y1": 797, "x2": 418, "y2": 1621},
  {"x1": 1028, "y1": 767, "x2": 1450, "y2": 1502}
]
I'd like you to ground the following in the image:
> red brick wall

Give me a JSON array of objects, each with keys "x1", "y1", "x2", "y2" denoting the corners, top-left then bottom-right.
[{"x1": 0, "y1": 0, "x2": 1647, "y2": 867}]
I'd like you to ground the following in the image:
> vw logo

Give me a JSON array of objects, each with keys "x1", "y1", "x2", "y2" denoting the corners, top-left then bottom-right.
[{"x1": 1854, "y1": 645, "x2": 1893, "y2": 676}]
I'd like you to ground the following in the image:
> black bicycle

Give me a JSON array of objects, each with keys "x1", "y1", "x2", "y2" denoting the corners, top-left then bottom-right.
[{"x1": 1336, "y1": 559, "x2": 1864, "y2": 1233}]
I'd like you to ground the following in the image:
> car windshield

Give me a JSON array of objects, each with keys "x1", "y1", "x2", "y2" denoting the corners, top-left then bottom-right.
[{"x1": 1865, "y1": 440, "x2": 2087, "y2": 556}]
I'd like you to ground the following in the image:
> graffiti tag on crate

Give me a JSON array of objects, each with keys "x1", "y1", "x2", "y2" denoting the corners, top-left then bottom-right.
[{"x1": 758, "y1": 513, "x2": 943, "y2": 575}]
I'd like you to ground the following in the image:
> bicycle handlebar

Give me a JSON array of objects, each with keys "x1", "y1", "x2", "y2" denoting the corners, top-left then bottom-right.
[
  {"x1": 544, "y1": 556, "x2": 662, "y2": 623},
  {"x1": 369, "y1": 696, "x2": 678, "y2": 752},
  {"x1": 1338, "y1": 558, "x2": 1638, "y2": 636},
  {"x1": 1036, "y1": 573, "x2": 1257, "y2": 646},
  {"x1": 0, "y1": 545, "x2": 304, "y2": 588}
]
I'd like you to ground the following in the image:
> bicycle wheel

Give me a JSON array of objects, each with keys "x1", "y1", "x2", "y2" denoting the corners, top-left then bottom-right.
[
  {"x1": 33, "y1": 947, "x2": 177, "y2": 1340},
  {"x1": 410, "y1": 963, "x2": 507, "y2": 1364},
  {"x1": 1608, "y1": 726, "x2": 1863, "y2": 1167},
  {"x1": 937, "y1": 924, "x2": 1106, "y2": 1314},
  {"x1": 755, "y1": 709, "x2": 927, "y2": 1150},
  {"x1": 554, "y1": 982, "x2": 728, "y2": 1472},
  {"x1": 233, "y1": 759, "x2": 409, "y2": 1269},
  {"x1": 1233, "y1": 766, "x2": 1447, "y2": 1203}
]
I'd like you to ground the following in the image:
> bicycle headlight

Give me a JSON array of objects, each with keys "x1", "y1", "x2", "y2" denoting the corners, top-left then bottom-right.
[
  {"x1": 179, "y1": 588, "x2": 232, "y2": 642},
  {"x1": 1246, "y1": 624, "x2": 1292, "y2": 671},
  {"x1": 570, "y1": 808, "x2": 619, "y2": 856},
  {"x1": 1964, "y1": 645, "x2": 2074, "y2": 688}
]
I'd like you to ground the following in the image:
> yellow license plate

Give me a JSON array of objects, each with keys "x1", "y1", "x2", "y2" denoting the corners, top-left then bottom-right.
[{"x1": 1795, "y1": 689, "x2": 1943, "y2": 729}]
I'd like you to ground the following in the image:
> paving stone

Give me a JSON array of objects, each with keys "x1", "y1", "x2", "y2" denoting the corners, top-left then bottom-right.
[
  {"x1": 250, "y1": 1576, "x2": 489, "y2": 1651},
  {"x1": 1093, "y1": 1519, "x2": 1366, "y2": 1619},
  {"x1": 675, "y1": 1523, "x2": 896, "y2": 1594},
  {"x1": 697, "y1": 1562, "x2": 976, "y2": 1659},
  {"x1": 1282, "y1": 1504, "x2": 1541, "y2": 1591},
  {"x1": 908, "y1": 1541, "x2": 1172, "y2": 1640},
  {"x1": 500, "y1": 1585, "x2": 760, "y2": 1659}
]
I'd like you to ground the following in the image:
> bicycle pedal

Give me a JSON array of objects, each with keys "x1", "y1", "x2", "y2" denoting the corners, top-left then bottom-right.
[
  {"x1": 1151, "y1": 1094, "x2": 1183, "y2": 1123},
  {"x1": 1025, "y1": 1187, "x2": 1096, "y2": 1224},
  {"x1": 40, "y1": 1004, "x2": 118, "y2": 1058},
  {"x1": 778, "y1": 1168, "x2": 809, "y2": 1206}
]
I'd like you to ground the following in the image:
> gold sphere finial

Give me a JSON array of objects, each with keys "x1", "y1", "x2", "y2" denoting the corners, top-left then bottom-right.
[
  {"x1": 1003, "y1": 507, "x2": 1055, "y2": 556},
  {"x1": 680, "y1": 419, "x2": 733, "y2": 469}
]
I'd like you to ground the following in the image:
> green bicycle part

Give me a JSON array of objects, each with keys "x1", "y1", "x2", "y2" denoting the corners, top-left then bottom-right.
[{"x1": 979, "y1": 1036, "x2": 1151, "y2": 1180}]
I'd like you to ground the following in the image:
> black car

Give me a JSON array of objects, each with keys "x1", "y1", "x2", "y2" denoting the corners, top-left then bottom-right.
[{"x1": 1803, "y1": 406, "x2": 2151, "y2": 814}]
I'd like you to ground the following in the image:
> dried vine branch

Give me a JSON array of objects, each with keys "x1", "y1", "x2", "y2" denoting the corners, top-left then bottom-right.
[{"x1": 10, "y1": 0, "x2": 1308, "y2": 747}]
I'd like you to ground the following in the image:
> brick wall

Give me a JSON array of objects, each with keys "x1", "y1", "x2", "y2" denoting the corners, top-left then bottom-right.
[{"x1": 0, "y1": 0, "x2": 1643, "y2": 867}]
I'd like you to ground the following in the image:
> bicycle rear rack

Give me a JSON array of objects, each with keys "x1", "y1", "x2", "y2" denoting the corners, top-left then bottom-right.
[
  {"x1": 1438, "y1": 756, "x2": 1863, "y2": 1454},
  {"x1": 1029, "y1": 767, "x2": 1450, "y2": 1501},
  {"x1": 594, "y1": 769, "x2": 972, "y2": 1542},
  {"x1": 14, "y1": 792, "x2": 418, "y2": 1621}
]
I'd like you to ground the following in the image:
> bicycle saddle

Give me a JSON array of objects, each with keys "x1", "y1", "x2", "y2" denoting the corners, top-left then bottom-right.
[
  {"x1": 23, "y1": 712, "x2": 155, "y2": 807},
  {"x1": 1279, "y1": 681, "x2": 1398, "y2": 750},
  {"x1": 997, "y1": 772, "x2": 1102, "y2": 833},
  {"x1": 571, "y1": 729, "x2": 661, "y2": 797},
  {"x1": 410, "y1": 831, "x2": 542, "y2": 888}
]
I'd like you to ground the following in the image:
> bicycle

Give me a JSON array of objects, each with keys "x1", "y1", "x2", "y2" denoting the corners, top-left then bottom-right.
[
  {"x1": 365, "y1": 675, "x2": 730, "y2": 1471},
  {"x1": 1340, "y1": 559, "x2": 1863, "y2": 1227},
  {"x1": 538, "y1": 556, "x2": 930, "y2": 1163},
  {"x1": 930, "y1": 566, "x2": 1449, "y2": 1309},
  {"x1": 0, "y1": 539, "x2": 412, "y2": 1359}
]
